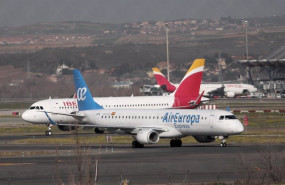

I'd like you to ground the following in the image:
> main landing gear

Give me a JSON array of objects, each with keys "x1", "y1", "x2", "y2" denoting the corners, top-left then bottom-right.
[
  {"x1": 170, "y1": 139, "x2": 182, "y2": 147},
  {"x1": 219, "y1": 136, "x2": 228, "y2": 147},
  {"x1": 132, "y1": 141, "x2": 144, "y2": 148},
  {"x1": 45, "y1": 124, "x2": 52, "y2": 136}
]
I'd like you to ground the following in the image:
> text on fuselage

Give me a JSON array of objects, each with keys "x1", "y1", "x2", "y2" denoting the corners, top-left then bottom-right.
[{"x1": 162, "y1": 112, "x2": 200, "y2": 128}]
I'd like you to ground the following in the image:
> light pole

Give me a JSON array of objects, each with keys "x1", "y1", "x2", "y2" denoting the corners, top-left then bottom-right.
[
  {"x1": 165, "y1": 22, "x2": 170, "y2": 81},
  {"x1": 243, "y1": 20, "x2": 249, "y2": 60}
]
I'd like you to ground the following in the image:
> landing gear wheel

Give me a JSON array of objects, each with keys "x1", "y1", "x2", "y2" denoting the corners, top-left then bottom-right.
[
  {"x1": 219, "y1": 136, "x2": 227, "y2": 147},
  {"x1": 132, "y1": 141, "x2": 144, "y2": 148},
  {"x1": 220, "y1": 141, "x2": 227, "y2": 147},
  {"x1": 170, "y1": 139, "x2": 182, "y2": 147},
  {"x1": 45, "y1": 124, "x2": 52, "y2": 136},
  {"x1": 45, "y1": 130, "x2": 52, "y2": 136},
  {"x1": 170, "y1": 139, "x2": 176, "y2": 147}
]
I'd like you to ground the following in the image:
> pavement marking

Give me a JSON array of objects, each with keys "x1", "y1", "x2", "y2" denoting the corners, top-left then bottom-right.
[{"x1": 0, "y1": 163, "x2": 34, "y2": 166}]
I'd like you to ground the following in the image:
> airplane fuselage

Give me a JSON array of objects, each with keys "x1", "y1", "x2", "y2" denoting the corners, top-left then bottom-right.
[
  {"x1": 22, "y1": 95, "x2": 208, "y2": 124},
  {"x1": 79, "y1": 108, "x2": 244, "y2": 138}
]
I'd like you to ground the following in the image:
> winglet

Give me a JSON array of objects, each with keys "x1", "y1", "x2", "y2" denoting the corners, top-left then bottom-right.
[
  {"x1": 152, "y1": 67, "x2": 176, "y2": 92},
  {"x1": 73, "y1": 69, "x2": 103, "y2": 111},
  {"x1": 192, "y1": 91, "x2": 205, "y2": 107}
]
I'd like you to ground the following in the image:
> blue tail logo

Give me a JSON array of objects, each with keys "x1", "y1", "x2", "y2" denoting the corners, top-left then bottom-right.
[
  {"x1": 73, "y1": 69, "x2": 103, "y2": 111},
  {"x1": 77, "y1": 87, "x2": 87, "y2": 101}
]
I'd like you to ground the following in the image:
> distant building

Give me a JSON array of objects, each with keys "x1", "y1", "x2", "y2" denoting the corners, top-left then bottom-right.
[
  {"x1": 217, "y1": 58, "x2": 226, "y2": 69},
  {"x1": 56, "y1": 64, "x2": 69, "y2": 76},
  {"x1": 111, "y1": 81, "x2": 133, "y2": 89}
]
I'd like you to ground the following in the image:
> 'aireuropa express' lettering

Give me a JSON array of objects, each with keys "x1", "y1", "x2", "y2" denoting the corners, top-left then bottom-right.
[{"x1": 162, "y1": 112, "x2": 200, "y2": 125}]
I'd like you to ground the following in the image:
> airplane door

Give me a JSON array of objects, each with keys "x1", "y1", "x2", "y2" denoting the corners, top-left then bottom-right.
[{"x1": 209, "y1": 115, "x2": 214, "y2": 128}]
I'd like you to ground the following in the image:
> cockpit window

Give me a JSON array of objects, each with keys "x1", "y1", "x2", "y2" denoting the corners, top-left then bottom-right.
[
  {"x1": 30, "y1": 106, "x2": 35, "y2": 110},
  {"x1": 219, "y1": 116, "x2": 224, "y2": 120},
  {"x1": 40, "y1": 106, "x2": 44, "y2": 110},
  {"x1": 35, "y1": 106, "x2": 39, "y2": 110},
  {"x1": 225, "y1": 115, "x2": 237, "y2": 120}
]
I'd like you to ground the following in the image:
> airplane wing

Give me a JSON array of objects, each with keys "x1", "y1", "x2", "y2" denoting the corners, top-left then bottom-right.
[
  {"x1": 206, "y1": 85, "x2": 225, "y2": 97},
  {"x1": 39, "y1": 110, "x2": 85, "y2": 118},
  {"x1": 40, "y1": 111, "x2": 85, "y2": 126},
  {"x1": 43, "y1": 110, "x2": 168, "y2": 134}
]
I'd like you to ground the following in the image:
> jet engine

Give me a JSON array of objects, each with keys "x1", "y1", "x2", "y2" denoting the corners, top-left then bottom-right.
[
  {"x1": 193, "y1": 136, "x2": 216, "y2": 143},
  {"x1": 242, "y1": 89, "x2": 250, "y2": 95},
  {"x1": 225, "y1": 91, "x2": 235, "y2": 98},
  {"x1": 57, "y1": 125, "x2": 76, "y2": 131},
  {"x1": 161, "y1": 84, "x2": 167, "y2": 91},
  {"x1": 136, "y1": 129, "x2": 160, "y2": 144}
]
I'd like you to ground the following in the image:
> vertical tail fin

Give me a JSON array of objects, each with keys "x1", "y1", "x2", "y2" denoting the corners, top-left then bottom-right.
[
  {"x1": 173, "y1": 59, "x2": 205, "y2": 107},
  {"x1": 152, "y1": 67, "x2": 176, "y2": 92},
  {"x1": 73, "y1": 69, "x2": 103, "y2": 111}
]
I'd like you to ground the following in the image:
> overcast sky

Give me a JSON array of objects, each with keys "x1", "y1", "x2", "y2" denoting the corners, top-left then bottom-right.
[{"x1": 1, "y1": 0, "x2": 285, "y2": 27}]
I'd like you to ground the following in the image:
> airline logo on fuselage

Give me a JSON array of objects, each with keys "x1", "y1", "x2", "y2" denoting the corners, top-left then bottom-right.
[{"x1": 162, "y1": 112, "x2": 200, "y2": 128}]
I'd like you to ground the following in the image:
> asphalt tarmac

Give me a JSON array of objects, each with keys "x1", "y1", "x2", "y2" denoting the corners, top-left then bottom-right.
[{"x1": 0, "y1": 135, "x2": 284, "y2": 185}]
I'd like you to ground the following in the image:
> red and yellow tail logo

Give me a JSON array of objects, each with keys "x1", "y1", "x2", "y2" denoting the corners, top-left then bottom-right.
[
  {"x1": 152, "y1": 68, "x2": 176, "y2": 93},
  {"x1": 173, "y1": 59, "x2": 205, "y2": 107}
]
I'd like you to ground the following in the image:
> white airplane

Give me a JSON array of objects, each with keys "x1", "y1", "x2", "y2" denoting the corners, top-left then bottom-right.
[
  {"x1": 43, "y1": 69, "x2": 243, "y2": 148},
  {"x1": 152, "y1": 68, "x2": 258, "y2": 97},
  {"x1": 22, "y1": 68, "x2": 244, "y2": 148},
  {"x1": 22, "y1": 59, "x2": 208, "y2": 136}
]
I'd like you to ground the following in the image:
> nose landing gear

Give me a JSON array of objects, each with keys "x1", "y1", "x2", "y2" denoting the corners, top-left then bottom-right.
[
  {"x1": 45, "y1": 124, "x2": 52, "y2": 136},
  {"x1": 219, "y1": 136, "x2": 228, "y2": 147}
]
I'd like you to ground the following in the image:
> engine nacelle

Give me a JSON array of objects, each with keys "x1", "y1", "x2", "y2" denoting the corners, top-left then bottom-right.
[
  {"x1": 225, "y1": 91, "x2": 235, "y2": 98},
  {"x1": 57, "y1": 125, "x2": 76, "y2": 131},
  {"x1": 136, "y1": 129, "x2": 160, "y2": 144},
  {"x1": 193, "y1": 136, "x2": 216, "y2": 143},
  {"x1": 161, "y1": 84, "x2": 167, "y2": 91},
  {"x1": 242, "y1": 89, "x2": 250, "y2": 95}
]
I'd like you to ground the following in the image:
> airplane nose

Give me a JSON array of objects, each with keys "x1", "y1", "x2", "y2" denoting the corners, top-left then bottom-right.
[
  {"x1": 236, "y1": 121, "x2": 245, "y2": 134},
  {"x1": 21, "y1": 110, "x2": 31, "y2": 122}
]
